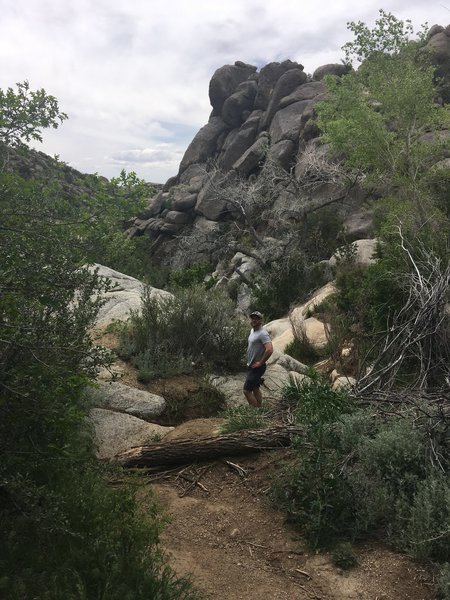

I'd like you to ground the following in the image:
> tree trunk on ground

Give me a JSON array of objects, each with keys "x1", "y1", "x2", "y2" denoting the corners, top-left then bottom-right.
[{"x1": 116, "y1": 425, "x2": 303, "y2": 469}]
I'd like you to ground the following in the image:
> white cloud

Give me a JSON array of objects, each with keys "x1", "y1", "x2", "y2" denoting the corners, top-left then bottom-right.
[{"x1": 0, "y1": 0, "x2": 448, "y2": 182}]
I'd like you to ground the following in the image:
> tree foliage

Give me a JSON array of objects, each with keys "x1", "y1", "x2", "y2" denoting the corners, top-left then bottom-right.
[
  {"x1": 0, "y1": 80, "x2": 67, "y2": 147},
  {"x1": 316, "y1": 11, "x2": 450, "y2": 229},
  {"x1": 342, "y1": 9, "x2": 423, "y2": 64},
  {"x1": 0, "y1": 84, "x2": 200, "y2": 598}
]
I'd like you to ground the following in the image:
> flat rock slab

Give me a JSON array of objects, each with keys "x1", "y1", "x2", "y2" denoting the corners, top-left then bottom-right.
[
  {"x1": 88, "y1": 381, "x2": 166, "y2": 420},
  {"x1": 89, "y1": 408, "x2": 173, "y2": 460},
  {"x1": 89, "y1": 264, "x2": 172, "y2": 326}
]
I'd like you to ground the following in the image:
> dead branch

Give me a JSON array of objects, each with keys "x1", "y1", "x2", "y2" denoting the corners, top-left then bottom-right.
[
  {"x1": 355, "y1": 230, "x2": 450, "y2": 394},
  {"x1": 224, "y1": 460, "x2": 247, "y2": 477}
]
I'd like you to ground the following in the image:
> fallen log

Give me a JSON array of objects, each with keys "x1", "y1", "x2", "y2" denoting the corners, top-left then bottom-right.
[{"x1": 116, "y1": 425, "x2": 303, "y2": 469}]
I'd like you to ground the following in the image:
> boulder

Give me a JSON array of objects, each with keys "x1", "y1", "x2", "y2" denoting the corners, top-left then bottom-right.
[
  {"x1": 222, "y1": 80, "x2": 258, "y2": 128},
  {"x1": 270, "y1": 351, "x2": 309, "y2": 375},
  {"x1": 178, "y1": 117, "x2": 229, "y2": 175},
  {"x1": 313, "y1": 63, "x2": 351, "y2": 81},
  {"x1": 269, "y1": 100, "x2": 312, "y2": 144},
  {"x1": 272, "y1": 328, "x2": 294, "y2": 353},
  {"x1": 232, "y1": 136, "x2": 269, "y2": 175},
  {"x1": 262, "y1": 68, "x2": 308, "y2": 129},
  {"x1": 332, "y1": 376, "x2": 357, "y2": 391},
  {"x1": 210, "y1": 362, "x2": 295, "y2": 408},
  {"x1": 236, "y1": 282, "x2": 252, "y2": 314},
  {"x1": 88, "y1": 408, "x2": 173, "y2": 460},
  {"x1": 302, "y1": 317, "x2": 328, "y2": 350},
  {"x1": 423, "y1": 27, "x2": 450, "y2": 65},
  {"x1": 88, "y1": 381, "x2": 166, "y2": 420},
  {"x1": 288, "y1": 371, "x2": 309, "y2": 386},
  {"x1": 171, "y1": 193, "x2": 198, "y2": 211},
  {"x1": 209, "y1": 62, "x2": 257, "y2": 114},
  {"x1": 267, "y1": 139, "x2": 296, "y2": 171},
  {"x1": 220, "y1": 113, "x2": 261, "y2": 170},
  {"x1": 137, "y1": 190, "x2": 165, "y2": 218},
  {"x1": 272, "y1": 311, "x2": 329, "y2": 354},
  {"x1": 160, "y1": 222, "x2": 184, "y2": 234},
  {"x1": 178, "y1": 163, "x2": 207, "y2": 185},
  {"x1": 195, "y1": 172, "x2": 232, "y2": 220},
  {"x1": 165, "y1": 210, "x2": 191, "y2": 224},
  {"x1": 89, "y1": 264, "x2": 172, "y2": 326},
  {"x1": 342, "y1": 209, "x2": 375, "y2": 240},
  {"x1": 279, "y1": 81, "x2": 326, "y2": 109},
  {"x1": 420, "y1": 129, "x2": 450, "y2": 158},
  {"x1": 290, "y1": 282, "x2": 336, "y2": 320},
  {"x1": 265, "y1": 317, "x2": 291, "y2": 339},
  {"x1": 254, "y1": 60, "x2": 304, "y2": 110}
]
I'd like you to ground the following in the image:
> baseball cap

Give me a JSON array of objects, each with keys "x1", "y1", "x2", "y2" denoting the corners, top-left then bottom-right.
[{"x1": 249, "y1": 310, "x2": 263, "y2": 319}]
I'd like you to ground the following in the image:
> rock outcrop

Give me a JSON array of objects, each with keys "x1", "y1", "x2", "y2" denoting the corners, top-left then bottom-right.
[{"x1": 128, "y1": 24, "x2": 449, "y2": 270}]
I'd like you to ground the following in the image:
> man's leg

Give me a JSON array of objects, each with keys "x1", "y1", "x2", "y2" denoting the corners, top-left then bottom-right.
[
  {"x1": 253, "y1": 386, "x2": 262, "y2": 407},
  {"x1": 244, "y1": 389, "x2": 258, "y2": 406}
]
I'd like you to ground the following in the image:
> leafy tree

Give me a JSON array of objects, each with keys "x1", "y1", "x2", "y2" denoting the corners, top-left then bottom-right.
[
  {"x1": 316, "y1": 11, "x2": 450, "y2": 229},
  {"x1": 0, "y1": 80, "x2": 67, "y2": 147},
  {"x1": 341, "y1": 9, "x2": 423, "y2": 64}
]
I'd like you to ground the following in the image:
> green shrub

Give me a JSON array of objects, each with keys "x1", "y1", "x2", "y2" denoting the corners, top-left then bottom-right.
[
  {"x1": 0, "y1": 172, "x2": 200, "y2": 600},
  {"x1": 254, "y1": 253, "x2": 326, "y2": 320},
  {"x1": 220, "y1": 402, "x2": 270, "y2": 433},
  {"x1": 438, "y1": 563, "x2": 450, "y2": 600},
  {"x1": 332, "y1": 542, "x2": 358, "y2": 569},
  {"x1": 273, "y1": 375, "x2": 450, "y2": 559},
  {"x1": 169, "y1": 262, "x2": 211, "y2": 289},
  {"x1": 272, "y1": 376, "x2": 355, "y2": 547},
  {"x1": 133, "y1": 346, "x2": 194, "y2": 382},
  {"x1": 404, "y1": 474, "x2": 450, "y2": 562},
  {"x1": 119, "y1": 284, "x2": 247, "y2": 381},
  {"x1": 0, "y1": 465, "x2": 200, "y2": 600}
]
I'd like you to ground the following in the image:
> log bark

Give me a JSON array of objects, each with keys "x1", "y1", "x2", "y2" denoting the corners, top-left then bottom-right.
[{"x1": 116, "y1": 425, "x2": 303, "y2": 469}]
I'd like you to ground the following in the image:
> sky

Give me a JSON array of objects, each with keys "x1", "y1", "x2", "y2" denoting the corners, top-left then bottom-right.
[{"x1": 1, "y1": 1, "x2": 449, "y2": 183}]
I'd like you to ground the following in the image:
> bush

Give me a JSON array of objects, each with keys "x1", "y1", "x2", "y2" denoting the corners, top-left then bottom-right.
[
  {"x1": 272, "y1": 375, "x2": 450, "y2": 559},
  {"x1": 134, "y1": 346, "x2": 194, "y2": 382},
  {"x1": 438, "y1": 563, "x2": 450, "y2": 600},
  {"x1": 404, "y1": 474, "x2": 450, "y2": 562},
  {"x1": 272, "y1": 376, "x2": 355, "y2": 548},
  {"x1": 119, "y1": 284, "x2": 247, "y2": 380},
  {"x1": 0, "y1": 173, "x2": 200, "y2": 599},
  {"x1": 0, "y1": 465, "x2": 200, "y2": 600},
  {"x1": 332, "y1": 542, "x2": 358, "y2": 570},
  {"x1": 169, "y1": 262, "x2": 211, "y2": 289},
  {"x1": 253, "y1": 252, "x2": 326, "y2": 320}
]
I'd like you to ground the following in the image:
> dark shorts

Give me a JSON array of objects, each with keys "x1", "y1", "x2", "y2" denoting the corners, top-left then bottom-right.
[{"x1": 243, "y1": 364, "x2": 266, "y2": 391}]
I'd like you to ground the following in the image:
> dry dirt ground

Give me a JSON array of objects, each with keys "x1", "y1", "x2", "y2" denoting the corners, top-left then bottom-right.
[
  {"x1": 94, "y1": 328, "x2": 437, "y2": 599},
  {"x1": 144, "y1": 448, "x2": 435, "y2": 600}
]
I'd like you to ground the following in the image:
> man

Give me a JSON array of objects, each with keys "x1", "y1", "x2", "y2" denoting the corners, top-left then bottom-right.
[{"x1": 244, "y1": 311, "x2": 273, "y2": 407}]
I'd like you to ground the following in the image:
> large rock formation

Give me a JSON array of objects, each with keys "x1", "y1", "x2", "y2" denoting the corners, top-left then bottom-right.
[{"x1": 126, "y1": 24, "x2": 449, "y2": 309}]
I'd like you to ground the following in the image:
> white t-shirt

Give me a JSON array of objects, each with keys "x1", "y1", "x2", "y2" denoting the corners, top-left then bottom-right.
[{"x1": 247, "y1": 327, "x2": 271, "y2": 366}]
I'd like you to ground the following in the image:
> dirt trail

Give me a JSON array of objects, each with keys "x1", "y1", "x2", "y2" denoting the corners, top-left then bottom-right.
[
  {"x1": 149, "y1": 450, "x2": 434, "y2": 600},
  {"x1": 94, "y1": 331, "x2": 436, "y2": 599}
]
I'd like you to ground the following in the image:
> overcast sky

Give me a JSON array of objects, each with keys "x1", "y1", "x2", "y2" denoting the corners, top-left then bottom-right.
[{"x1": 1, "y1": 1, "x2": 448, "y2": 183}]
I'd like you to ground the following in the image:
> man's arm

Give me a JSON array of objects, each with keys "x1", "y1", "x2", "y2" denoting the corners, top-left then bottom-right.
[{"x1": 252, "y1": 341, "x2": 273, "y2": 368}]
